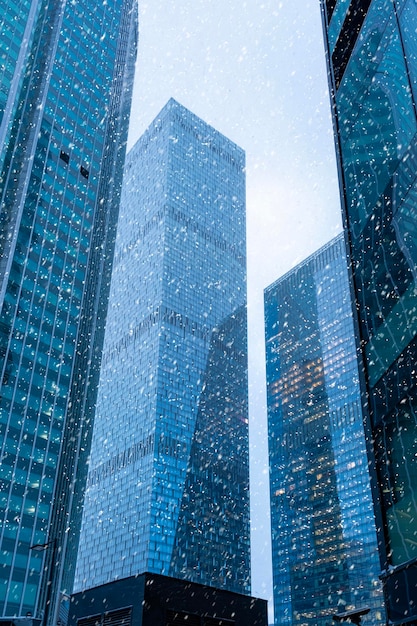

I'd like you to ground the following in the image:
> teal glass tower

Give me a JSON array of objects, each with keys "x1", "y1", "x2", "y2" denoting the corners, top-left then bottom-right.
[
  {"x1": 321, "y1": 1, "x2": 417, "y2": 622},
  {"x1": 74, "y1": 99, "x2": 250, "y2": 596},
  {"x1": 0, "y1": 0, "x2": 137, "y2": 622},
  {"x1": 265, "y1": 235, "x2": 384, "y2": 626}
]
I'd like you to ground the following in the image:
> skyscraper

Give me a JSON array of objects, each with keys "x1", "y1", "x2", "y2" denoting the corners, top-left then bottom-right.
[
  {"x1": 0, "y1": 0, "x2": 137, "y2": 621},
  {"x1": 74, "y1": 99, "x2": 250, "y2": 595},
  {"x1": 265, "y1": 235, "x2": 384, "y2": 625},
  {"x1": 320, "y1": 2, "x2": 417, "y2": 623}
]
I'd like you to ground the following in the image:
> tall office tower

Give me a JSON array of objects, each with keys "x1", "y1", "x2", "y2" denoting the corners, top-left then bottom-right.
[
  {"x1": 320, "y1": 2, "x2": 417, "y2": 623},
  {"x1": 74, "y1": 99, "x2": 250, "y2": 595},
  {"x1": 265, "y1": 235, "x2": 385, "y2": 626},
  {"x1": 0, "y1": 0, "x2": 137, "y2": 622}
]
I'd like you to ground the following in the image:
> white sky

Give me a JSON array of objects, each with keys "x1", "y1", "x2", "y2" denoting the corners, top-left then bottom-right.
[{"x1": 127, "y1": 1, "x2": 343, "y2": 621}]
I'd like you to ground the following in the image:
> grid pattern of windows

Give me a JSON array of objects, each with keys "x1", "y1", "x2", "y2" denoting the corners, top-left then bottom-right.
[
  {"x1": 74, "y1": 99, "x2": 250, "y2": 595},
  {"x1": 0, "y1": 0, "x2": 137, "y2": 620},
  {"x1": 321, "y1": 1, "x2": 417, "y2": 622},
  {"x1": 265, "y1": 235, "x2": 384, "y2": 626}
]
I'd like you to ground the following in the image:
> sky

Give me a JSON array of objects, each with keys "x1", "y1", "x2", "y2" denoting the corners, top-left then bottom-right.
[{"x1": 127, "y1": 0, "x2": 343, "y2": 619}]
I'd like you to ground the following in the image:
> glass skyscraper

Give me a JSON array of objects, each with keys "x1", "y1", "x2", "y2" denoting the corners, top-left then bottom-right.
[
  {"x1": 0, "y1": 0, "x2": 137, "y2": 621},
  {"x1": 321, "y1": 1, "x2": 417, "y2": 622},
  {"x1": 265, "y1": 235, "x2": 384, "y2": 626},
  {"x1": 74, "y1": 99, "x2": 250, "y2": 595}
]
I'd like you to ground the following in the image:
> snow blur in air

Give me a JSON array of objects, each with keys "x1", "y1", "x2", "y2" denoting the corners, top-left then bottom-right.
[{"x1": 127, "y1": 1, "x2": 342, "y2": 621}]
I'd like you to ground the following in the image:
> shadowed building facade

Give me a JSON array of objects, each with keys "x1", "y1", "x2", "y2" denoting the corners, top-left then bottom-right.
[
  {"x1": 69, "y1": 574, "x2": 267, "y2": 626},
  {"x1": 0, "y1": 0, "x2": 137, "y2": 621},
  {"x1": 265, "y1": 235, "x2": 384, "y2": 625},
  {"x1": 74, "y1": 99, "x2": 250, "y2": 595},
  {"x1": 320, "y1": 1, "x2": 417, "y2": 623}
]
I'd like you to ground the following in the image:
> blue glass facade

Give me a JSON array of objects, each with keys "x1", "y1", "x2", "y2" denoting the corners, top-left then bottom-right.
[
  {"x1": 74, "y1": 99, "x2": 250, "y2": 595},
  {"x1": 265, "y1": 235, "x2": 384, "y2": 625},
  {"x1": 321, "y1": 1, "x2": 417, "y2": 622},
  {"x1": 0, "y1": 0, "x2": 137, "y2": 621}
]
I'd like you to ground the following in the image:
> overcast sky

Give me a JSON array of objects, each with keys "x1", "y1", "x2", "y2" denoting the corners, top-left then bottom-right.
[{"x1": 127, "y1": 1, "x2": 342, "y2": 620}]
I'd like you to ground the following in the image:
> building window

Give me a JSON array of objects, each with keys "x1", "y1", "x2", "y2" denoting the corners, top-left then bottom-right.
[
  {"x1": 78, "y1": 607, "x2": 132, "y2": 626},
  {"x1": 165, "y1": 610, "x2": 235, "y2": 626}
]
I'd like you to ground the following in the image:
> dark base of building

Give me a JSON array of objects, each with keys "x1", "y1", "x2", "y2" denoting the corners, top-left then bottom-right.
[
  {"x1": 69, "y1": 573, "x2": 268, "y2": 626},
  {"x1": 382, "y1": 558, "x2": 417, "y2": 625}
]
